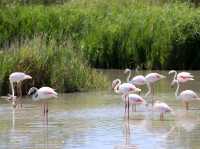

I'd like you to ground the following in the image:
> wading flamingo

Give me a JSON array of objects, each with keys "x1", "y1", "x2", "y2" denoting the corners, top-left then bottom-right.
[
  {"x1": 125, "y1": 94, "x2": 146, "y2": 112},
  {"x1": 9, "y1": 72, "x2": 32, "y2": 108},
  {"x1": 112, "y1": 79, "x2": 141, "y2": 119},
  {"x1": 153, "y1": 101, "x2": 174, "y2": 121},
  {"x1": 173, "y1": 79, "x2": 200, "y2": 110},
  {"x1": 28, "y1": 87, "x2": 58, "y2": 122},
  {"x1": 144, "y1": 72, "x2": 166, "y2": 97},
  {"x1": 124, "y1": 68, "x2": 146, "y2": 87},
  {"x1": 169, "y1": 70, "x2": 194, "y2": 90}
]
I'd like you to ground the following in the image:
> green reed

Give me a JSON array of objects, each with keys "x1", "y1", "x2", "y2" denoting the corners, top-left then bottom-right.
[
  {"x1": 0, "y1": 0, "x2": 200, "y2": 70},
  {"x1": 0, "y1": 37, "x2": 108, "y2": 95}
]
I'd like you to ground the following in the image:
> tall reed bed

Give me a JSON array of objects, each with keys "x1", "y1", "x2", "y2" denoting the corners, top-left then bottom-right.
[
  {"x1": 0, "y1": 0, "x2": 200, "y2": 69},
  {"x1": 0, "y1": 37, "x2": 108, "y2": 95}
]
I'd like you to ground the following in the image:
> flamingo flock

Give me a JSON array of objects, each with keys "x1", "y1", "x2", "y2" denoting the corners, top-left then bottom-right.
[
  {"x1": 112, "y1": 69, "x2": 197, "y2": 120},
  {"x1": 0, "y1": 69, "x2": 198, "y2": 122}
]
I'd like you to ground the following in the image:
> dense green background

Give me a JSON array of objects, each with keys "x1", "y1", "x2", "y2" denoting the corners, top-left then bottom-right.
[
  {"x1": 1, "y1": 0, "x2": 200, "y2": 70},
  {"x1": 0, "y1": 0, "x2": 200, "y2": 94}
]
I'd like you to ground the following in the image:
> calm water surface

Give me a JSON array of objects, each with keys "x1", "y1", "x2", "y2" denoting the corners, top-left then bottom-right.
[{"x1": 1, "y1": 70, "x2": 200, "y2": 149}]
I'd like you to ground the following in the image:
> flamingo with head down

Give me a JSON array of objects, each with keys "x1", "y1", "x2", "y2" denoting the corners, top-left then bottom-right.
[
  {"x1": 153, "y1": 100, "x2": 174, "y2": 121},
  {"x1": 112, "y1": 79, "x2": 141, "y2": 119},
  {"x1": 144, "y1": 72, "x2": 166, "y2": 97},
  {"x1": 9, "y1": 72, "x2": 32, "y2": 108}
]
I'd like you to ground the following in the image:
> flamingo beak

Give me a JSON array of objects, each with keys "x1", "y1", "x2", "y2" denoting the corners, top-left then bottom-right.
[
  {"x1": 160, "y1": 75, "x2": 166, "y2": 79},
  {"x1": 25, "y1": 75, "x2": 32, "y2": 80},
  {"x1": 136, "y1": 88, "x2": 141, "y2": 92}
]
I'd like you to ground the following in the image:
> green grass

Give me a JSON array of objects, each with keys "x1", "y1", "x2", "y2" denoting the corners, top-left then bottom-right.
[
  {"x1": 0, "y1": 0, "x2": 200, "y2": 71},
  {"x1": 0, "y1": 37, "x2": 108, "y2": 95}
]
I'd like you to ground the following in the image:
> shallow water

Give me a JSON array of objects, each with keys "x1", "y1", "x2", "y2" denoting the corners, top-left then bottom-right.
[{"x1": 1, "y1": 70, "x2": 200, "y2": 149}]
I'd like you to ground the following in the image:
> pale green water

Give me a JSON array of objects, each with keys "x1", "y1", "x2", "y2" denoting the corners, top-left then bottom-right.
[{"x1": 0, "y1": 70, "x2": 200, "y2": 149}]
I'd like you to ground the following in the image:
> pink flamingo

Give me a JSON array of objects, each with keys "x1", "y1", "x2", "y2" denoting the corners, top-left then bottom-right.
[
  {"x1": 169, "y1": 70, "x2": 194, "y2": 90},
  {"x1": 173, "y1": 79, "x2": 200, "y2": 110},
  {"x1": 9, "y1": 72, "x2": 32, "y2": 108},
  {"x1": 112, "y1": 79, "x2": 141, "y2": 119},
  {"x1": 124, "y1": 68, "x2": 146, "y2": 87},
  {"x1": 125, "y1": 94, "x2": 146, "y2": 112},
  {"x1": 144, "y1": 72, "x2": 166, "y2": 97},
  {"x1": 28, "y1": 87, "x2": 58, "y2": 121},
  {"x1": 153, "y1": 100, "x2": 174, "y2": 121}
]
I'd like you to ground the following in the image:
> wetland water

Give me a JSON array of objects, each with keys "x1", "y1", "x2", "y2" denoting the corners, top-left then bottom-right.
[{"x1": 1, "y1": 70, "x2": 200, "y2": 149}]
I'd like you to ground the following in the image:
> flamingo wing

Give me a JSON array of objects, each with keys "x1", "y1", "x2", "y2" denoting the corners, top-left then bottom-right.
[
  {"x1": 38, "y1": 87, "x2": 58, "y2": 99},
  {"x1": 130, "y1": 75, "x2": 146, "y2": 86},
  {"x1": 145, "y1": 73, "x2": 165, "y2": 83},
  {"x1": 177, "y1": 72, "x2": 194, "y2": 83},
  {"x1": 128, "y1": 94, "x2": 145, "y2": 104},
  {"x1": 119, "y1": 83, "x2": 139, "y2": 94},
  {"x1": 179, "y1": 90, "x2": 199, "y2": 101},
  {"x1": 153, "y1": 102, "x2": 173, "y2": 113}
]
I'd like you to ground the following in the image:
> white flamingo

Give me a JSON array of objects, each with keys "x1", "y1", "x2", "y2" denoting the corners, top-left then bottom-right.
[
  {"x1": 28, "y1": 87, "x2": 58, "y2": 121},
  {"x1": 153, "y1": 100, "x2": 174, "y2": 121},
  {"x1": 112, "y1": 79, "x2": 141, "y2": 119},
  {"x1": 173, "y1": 79, "x2": 200, "y2": 110},
  {"x1": 144, "y1": 72, "x2": 166, "y2": 97},
  {"x1": 169, "y1": 70, "x2": 194, "y2": 90},
  {"x1": 9, "y1": 72, "x2": 32, "y2": 107}
]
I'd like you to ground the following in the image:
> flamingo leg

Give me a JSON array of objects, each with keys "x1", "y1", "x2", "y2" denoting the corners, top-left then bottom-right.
[
  {"x1": 41, "y1": 103, "x2": 43, "y2": 117},
  {"x1": 151, "y1": 84, "x2": 154, "y2": 105},
  {"x1": 11, "y1": 83, "x2": 17, "y2": 108},
  {"x1": 20, "y1": 82, "x2": 23, "y2": 108},
  {"x1": 185, "y1": 102, "x2": 189, "y2": 110},
  {"x1": 43, "y1": 103, "x2": 46, "y2": 117},
  {"x1": 124, "y1": 96, "x2": 127, "y2": 119},
  {"x1": 127, "y1": 96, "x2": 130, "y2": 120},
  {"x1": 45, "y1": 102, "x2": 48, "y2": 124},
  {"x1": 16, "y1": 83, "x2": 21, "y2": 108},
  {"x1": 10, "y1": 81, "x2": 15, "y2": 97},
  {"x1": 160, "y1": 113, "x2": 164, "y2": 121},
  {"x1": 18, "y1": 82, "x2": 22, "y2": 108},
  {"x1": 134, "y1": 105, "x2": 136, "y2": 112}
]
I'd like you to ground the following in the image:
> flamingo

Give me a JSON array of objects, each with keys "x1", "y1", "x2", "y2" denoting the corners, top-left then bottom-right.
[
  {"x1": 144, "y1": 72, "x2": 166, "y2": 97},
  {"x1": 153, "y1": 100, "x2": 174, "y2": 121},
  {"x1": 124, "y1": 68, "x2": 146, "y2": 87},
  {"x1": 28, "y1": 87, "x2": 58, "y2": 121},
  {"x1": 9, "y1": 72, "x2": 32, "y2": 108},
  {"x1": 169, "y1": 70, "x2": 194, "y2": 90},
  {"x1": 173, "y1": 79, "x2": 200, "y2": 110},
  {"x1": 112, "y1": 79, "x2": 141, "y2": 119},
  {"x1": 125, "y1": 94, "x2": 146, "y2": 112}
]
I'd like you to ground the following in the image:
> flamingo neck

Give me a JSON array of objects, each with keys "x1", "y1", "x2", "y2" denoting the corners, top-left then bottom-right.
[
  {"x1": 145, "y1": 81, "x2": 151, "y2": 97},
  {"x1": 31, "y1": 88, "x2": 39, "y2": 101},
  {"x1": 125, "y1": 69, "x2": 131, "y2": 83},
  {"x1": 175, "y1": 80, "x2": 179, "y2": 98},
  {"x1": 114, "y1": 79, "x2": 121, "y2": 94},
  {"x1": 10, "y1": 81, "x2": 15, "y2": 97},
  {"x1": 32, "y1": 92, "x2": 38, "y2": 100},
  {"x1": 173, "y1": 71, "x2": 177, "y2": 81}
]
